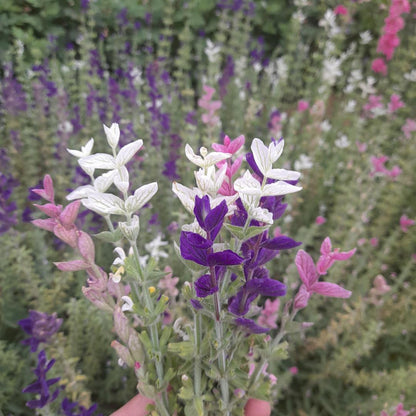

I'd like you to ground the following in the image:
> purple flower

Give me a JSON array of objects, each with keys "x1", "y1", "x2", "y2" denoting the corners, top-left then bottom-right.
[
  {"x1": 18, "y1": 310, "x2": 63, "y2": 352},
  {"x1": 234, "y1": 318, "x2": 269, "y2": 334},
  {"x1": 61, "y1": 398, "x2": 102, "y2": 416},
  {"x1": 1, "y1": 64, "x2": 27, "y2": 115},
  {"x1": 117, "y1": 8, "x2": 129, "y2": 27},
  {"x1": 22, "y1": 350, "x2": 61, "y2": 409},
  {"x1": 0, "y1": 170, "x2": 19, "y2": 234},
  {"x1": 218, "y1": 55, "x2": 234, "y2": 99},
  {"x1": 194, "y1": 196, "x2": 227, "y2": 240}
]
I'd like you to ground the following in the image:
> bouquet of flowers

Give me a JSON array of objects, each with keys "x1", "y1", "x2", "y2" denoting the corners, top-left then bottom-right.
[{"x1": 24, "y1": 123, "x2": 356, "y2": 415}]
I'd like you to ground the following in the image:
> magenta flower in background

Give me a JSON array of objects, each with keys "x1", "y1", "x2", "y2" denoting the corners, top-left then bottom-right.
[
  {"x1": 401, "y1": 118, "x2": 416, "y2": 138},
  {"x1": 198, "y1": 85, "x2": 222, "y2": 127},
  {"x1": 400, "y1": 214, "x2": 415, "y2": 232},
  {"x1": 316, "y1": 237, "x2": 356, "y2": 275},
  {"x1": 371, "y1": 58, "x2": 388, "y2": 76},
  {"x1": 334, "y1": 5, "x2": 348, "y2": 15},
  {"x1": 315, "y1": 216, "x2": 326, "y2": 225},
  {"x1": 297, "y1": 100, "x2": 309, "y2": 112},
  {"x1": 257, "y1": 298, "x2": 280, "y2": 329},
  {"x1": 388, "y1": 94, "x2": 405, "y2": 113}
]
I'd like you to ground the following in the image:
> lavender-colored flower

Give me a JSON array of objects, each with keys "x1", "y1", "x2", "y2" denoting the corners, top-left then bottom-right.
[
  {"x1": 0, "y1": 171, "x2": 19, "y2": 234},
  {"x1": 89, "y1": 50, "x2": 104, "y2": 79},
  {"x1": 1, "y1": 64, "x2": 27, "y2": 115},
  {"x1": 80, "y1": 0, "x2": 90, "y2": 11},
  {"x1": 18, "y1": 310, "x2": 63, "y2": 352},
  {"x1": 61, "y1": 398, "x2": 102, "y2": 416},
  {"x1": 117, "y1": 7, "x2": 129, "y2": 27},
  {"x1": 218, "y1": 55, "x2": 234, "y2": 99},
  {"x1": 22, "y1": 350, "x2": 61, "y2": 409},
  {"x1": 185, "y1": 111, "x2": 197, "y2": 126},
  {"x1": 71, "y1": 105, "x2": 83, "y2": 134}
]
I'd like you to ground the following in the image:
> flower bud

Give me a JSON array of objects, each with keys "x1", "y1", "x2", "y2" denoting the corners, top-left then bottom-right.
[{"x1": 118, "y1": 215, "x2": 140, "y2": 242}]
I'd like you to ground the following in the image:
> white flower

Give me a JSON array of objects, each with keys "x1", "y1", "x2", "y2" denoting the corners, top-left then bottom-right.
[
  {"x1": 145, "y1": 234, "x2": 169, "y2": 261},
  {"x1": 335, "y1": 135, "x2": 350, "y2": 148},
  {"x1": 293, "y1": 10, "x2": 306, "y2": 23},
  {"x1": 205, "y1": 39, "x2": 221, "y2": 63},
  {"x1": 240, "y1": 193, "x2": 273, "y2": 224},
  {"x1": 294, "y1": 154, "x2": 313, "y2": 171},
  {"x1": 345, "y1": 100, "x2": 356, "y2": 113},
  {"x1": 404, "y1": 70, "x2": 416, "y2": 82},
  {"x1": 121, "y1": 296, "x2": 134, "y2": 312},
  {"x1": 184, "y1": 144, "x2": 231, "y2": 169},
  {"x1": 67, "y1": 138, "x2": 94, "y2": 158},
  {"x1": 359, "y1": 31, "x2": 372, "y2": 45},
  {"x1": 103, "y1": 123, "x2": 120, "y2": 149},
  {"x1": 58, "y1": 121, "x2": 73, "y2": 134},
  {"x1": 359, "y1": 77, "x2": 376, "y2": 98},
  {"x1": 82, "y1": 192, "x2": 126, "y2": 216},
  {"x1": 276, "y1": 58, "x2": 288, "y2": 80},
  {"x1": 251, "y1": 138, "x2": 301, "y2": 181},
  {"x1": 322, "y1": 58, "x2": 342, "y2": 85},
  {"x1": 194, "y1": 164, "x2": 227, "y2": 196},
  {"x1": 172, "y1": 182, "x2": 204, "y2": 214}
]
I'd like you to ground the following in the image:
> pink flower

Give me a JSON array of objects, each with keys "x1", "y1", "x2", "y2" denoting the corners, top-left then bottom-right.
[
  {"x1": 401, "y1": 118, "x2": 416, "y2": 138},
  {"x1": 371, "y1": 58, "x2": 388, "y2": 76},
  {"x1": 212, "y1": 134, "x2": 245, "y2": 155},
  {"x1": 316, "y1": 237, "x2": 356, "y2": 275},
  {"x1": 400, "y1": 214, "x2": 415, "y2": 232},
  {"x1": 158, "y1": 266, "x2": 180, "y2": 297},
  {"x1": 334, "y1": 4, "x2": 348, "y2": 14},
  {"x1": 315, "y1": 216, "x2": 326, "y2": 225},
  {"x1": 370, "y1": 275, "x2": 391, "y2": 296},
  {"x1": 289, "y1": 366, "x2": 298, "y2": 375},
  {"x1": 370, "y1": 155, "x2": 389, "y2": 176},
  {"x1": 394, "y1": 403, "x2": 410, "y2": 416},
  {"x1": 297, "y1": 100, "x2": 309, "y2": 112},
  {"x1": 294, "y1": 246, "x2": 353, "y2": 310},
  {"x1": 198, "y1": 85, "x2": 222, "y2": 127},
  {"x1": 384, "y1": 14, "x2": 405, "y2": 33},
  {"x1": 377, "y1": 32, "x2": 400, "y2": 60},
  {"x1": 356, "y1": 141, "x2": 367, "y2": 153},
  {"x1": 388, "y1": 94, "x2": 405, "y2": 112},
  {"x1": 257, "y1": 298, "x2": 280, "y2": 329},
  {"x1": 370, "y1": 237, "x2": 379, "y2": 247},
  {"x1": 363, "y1": 95, "x2": 383, "y2": 112},
  {"x1": 387, "y1": 165, "x2": 402, "y2": 179}
]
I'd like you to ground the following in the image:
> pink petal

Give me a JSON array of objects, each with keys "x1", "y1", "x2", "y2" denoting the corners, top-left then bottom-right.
[
  {"x1": 295, "y1": 250, "x2": 318, "y2": 288},
  {"x1": 43, "y1": 175, "x2": 55, "y2": 203},
  {"x1": 310, "y1": 282, "x2": 351, "y2": 298},
  {"x1": 33, "y1": 203, "x2": 62, "y2": 218},
  {"x1": 320, "y1": 237, "x2": 332, "y2": 255},
  {"x1": 316, "y1": 255, "x2": 334, "y2": 275},
  {"x1": 331, "y1": 248, "x2": 356, "y2": 261},
  {"x1": 293, "y1": 284, "x2": 311, "y2": 310},
  {"x1": 54, "y1": 260, "x2": 90, "y2": 271},
  {"x1": 59, "y1": 200, "x2": 81, "y2": 227},
  {"x1": 77, "y1": 231, "x2": 95, "y2": 263},
  {"x1": 53, "y1": 224, "x2": 78, "y2": 248},
  {"x1": 31, "y1": 218, "x2": 57, "y2": 232}
]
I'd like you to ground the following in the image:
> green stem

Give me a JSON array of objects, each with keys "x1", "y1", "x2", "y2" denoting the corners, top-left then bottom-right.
[
  {"x1": 130, "y1": 243, "x2": 170, "y2": 415},
  {"x1": 194, "y1": 311, "x2": 202, "y2": 397}
]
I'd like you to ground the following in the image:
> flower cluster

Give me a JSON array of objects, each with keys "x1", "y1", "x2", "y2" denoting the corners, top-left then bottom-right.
[{"x1": 372, "y1": 0, "x2": 410, "y2": 75}]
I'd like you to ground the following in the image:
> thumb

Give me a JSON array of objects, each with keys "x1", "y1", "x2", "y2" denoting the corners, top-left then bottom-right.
[
  {"x1": 244, "y1": 398, "x2": 272, "y2": 416},
  {"x1": 110, "y1": 394, "x2": 154, "y2": 416}
]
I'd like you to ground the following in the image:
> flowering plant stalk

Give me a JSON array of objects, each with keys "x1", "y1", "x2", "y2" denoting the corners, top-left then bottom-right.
[{"x1": 31, "y1": 123, "x2": 354, "y2": 415}]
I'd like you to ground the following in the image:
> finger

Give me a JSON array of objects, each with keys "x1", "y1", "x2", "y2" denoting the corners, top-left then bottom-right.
[
  {"x1": 110, "y1": 394, "x2": 154, "y2": 416},
  {"x1": 245, "y1": 398, "x2": 272, "y2": 416}
]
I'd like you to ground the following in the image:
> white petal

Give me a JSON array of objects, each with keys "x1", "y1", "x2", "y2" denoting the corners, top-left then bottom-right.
[
  {"x1": 204, "y1": 151, "x2": 232, "y2": 166},
  {"x1": 66, "y1": 185, "x2": 95, "y2": 200},
  {"x1": 251, "y1": 138, "x2": 270, "y2": 176},
  {"x1": 185, "y1": 144, "x2": 204, "y2": 167},
  {"x1": 266, "y1": 168, "x2": 301, "y2": 181},
  {"x1": 262, "y1": 181, "x2": 302, "y2": 196},
  {"x1": 94, "y1": 170, "x2": 117, "y2": 193},
  {"x1": 116, "y1": 140, "x2": 143, "y2": 167},
  {"x1": 103, "y1": 123, "x2": 120, "y2": 148},
  {"x1": 79, "y1": 153, "x2": 116, "y2": 173},
  {"x1": 268, "y1": 140, "x2": 284, "y2": 163},
  {"x1": 114, "y1": 166, "x2": 130, "y2": 193},
  {"x1": 124, "y1": 182, "x2": 158, "y2": 213},
  {"x1": 82, "y1": 192, "x2": 125, "y2": 216},
  {"x1": 234, "y1": 171, "x2": 262, "y2": 196},
  {"x1": 67, "y1": 149, "x2": 85, "y2": 158},
  {"x1": 172, "y1": 182, "x2": 203, "y2": 213},
  {"x1": 121, "y1": 296, "x2": 134, "y2": 312}
]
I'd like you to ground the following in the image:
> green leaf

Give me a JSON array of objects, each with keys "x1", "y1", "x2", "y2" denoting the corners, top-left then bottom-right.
[
  {"x1": 93, "y1": 228, "x2": 123, "y2": 243},
  {"x1": 168, "y1": 341, "x2": 195, "y2": 359},
  {"x1": 224, "y1": 224, "x2": 269, "y2": 240}
]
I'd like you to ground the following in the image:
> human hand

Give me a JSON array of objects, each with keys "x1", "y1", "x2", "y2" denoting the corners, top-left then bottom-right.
[{"x1": 110, "y1": 394, "x2": 271, "y2": 416}]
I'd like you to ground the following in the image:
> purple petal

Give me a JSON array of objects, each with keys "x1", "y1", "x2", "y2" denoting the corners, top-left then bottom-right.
[
  {"x1": 311, "y1": 282, "x2": 352, "y2": 298},
  {"x1": 194, "y1": 195, "x2": 211, "y2": 229},
  {"x1": 246, "y1": 152, "x2": 263, "y2": 178},
  {"x1": 245, "y1": 278, "x2": 286, "y2": 297},
  {"x1": 228, "y1": 290, "x2": 258, "y2": 316},
  {"x1": 234, "y1": 318, "x2": 270, "y2": 333},
  {"x1": 205, "y1": 200, "x2": 227, "y2": 240},
  {"x1": 261, "y1": 235, "x2": 302, "y2": 250},
  {"x1": 207, "y1": 250, "x2": 244, "y2": 266},
  {"x1": 190, "y1": 299, "x2": 203, "y2": 310},
  {"x1": 194, "y1": 274, "x2": 218, "y2": 297},
  {"x1": 180, "y1": 231, "x2": 211, "y2": 266}
]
